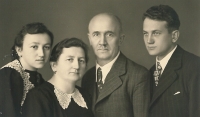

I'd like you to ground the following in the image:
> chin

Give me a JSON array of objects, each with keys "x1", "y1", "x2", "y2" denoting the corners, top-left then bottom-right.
[
  {"x1": 147, "y1": 51, "x2": 159, "y2": 56},
  {"x1": 34, "y1": 65, "x2": 45, "y2": 69}
]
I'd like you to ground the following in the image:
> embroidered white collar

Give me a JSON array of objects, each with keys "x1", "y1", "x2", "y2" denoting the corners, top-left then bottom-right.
[
  {"x1": 1, "y1": 59, "x2": 34, "y2": 106},
  {"x1": 54, "y1": 87, "x2": 88, "y2": 110}
]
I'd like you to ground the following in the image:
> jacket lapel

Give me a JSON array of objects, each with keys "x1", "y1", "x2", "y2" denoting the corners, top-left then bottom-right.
[
  {"x1": 95, "y1": 53, "x2": 126, "y2": 104},
  {"x1": 89, "y1": 67, "x2": 98, "y2": 110},
  {"x1": 150, "y1": 45, "x2": 183, "y2": 106}
]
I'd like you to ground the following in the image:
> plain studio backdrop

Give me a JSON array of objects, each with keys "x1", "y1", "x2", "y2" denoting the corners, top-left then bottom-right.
[{"x1": 0, "y1": 0, "x2": 199, "y2": 86}]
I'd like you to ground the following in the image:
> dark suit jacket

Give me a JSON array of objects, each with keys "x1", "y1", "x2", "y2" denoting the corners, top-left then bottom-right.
[
  {"x1": 149, "y1": 45, "x2": 200, "y2": 117},
  {"x1": 81, "y1": 53, "x2": 150, "y2": 117}
]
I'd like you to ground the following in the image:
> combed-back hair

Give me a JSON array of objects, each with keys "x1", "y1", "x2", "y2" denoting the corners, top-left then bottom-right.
[{"x1": 143, "y1": 5, "x2": 180, "y2": 32}]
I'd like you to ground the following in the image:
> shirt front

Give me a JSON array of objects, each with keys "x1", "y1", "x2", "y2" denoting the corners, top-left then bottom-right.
[
  {"x1": 96, "y1": 51, "x2": 120, "y2": 84},
  {"x1": 156, "y1": 45, "x2": 177, "y2": 75}
]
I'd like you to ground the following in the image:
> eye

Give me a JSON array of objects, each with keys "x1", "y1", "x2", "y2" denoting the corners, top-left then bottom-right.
[
  {"x1": 31, "y1": 45, "x2": 38, "y2": 49},
  {"x1": 92, "y1": 33, "x2": 99, "y2": 37},
  {"x1": 44, "y1": 45, "x2": 51, "y2": 50},
  {"x1": 67, "y1": 58, "x2": 73, "y2": 62},
  {"x1": 79, "y1": 59, "x2": 85, "y2": 64},
  {"x1": 143, "y1": 32, "x2": 148, "y2": 36},
  {"x1": 106, "y1": 33, "x2": 114, "y2": 37},
  {"x1": 153, "y1": 32, "x2": 160, "y2": 36}
]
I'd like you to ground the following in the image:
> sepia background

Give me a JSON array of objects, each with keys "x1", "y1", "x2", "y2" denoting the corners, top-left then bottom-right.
[{"x1": 0, "y1": 0, "x2": 199, "y2": 85}]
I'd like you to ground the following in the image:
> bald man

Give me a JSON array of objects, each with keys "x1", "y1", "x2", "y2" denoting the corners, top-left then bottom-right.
[{"x1": 81, "y1": 13, "x2": 150, "y2": 117}]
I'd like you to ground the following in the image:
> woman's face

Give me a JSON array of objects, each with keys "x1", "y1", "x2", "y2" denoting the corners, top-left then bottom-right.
[
  {"x1": 17, "y1": 33, "x2": 51, "y2": 71},
  {"x1": 51, "y1": 47, "x2": 86, "y2": 82}
]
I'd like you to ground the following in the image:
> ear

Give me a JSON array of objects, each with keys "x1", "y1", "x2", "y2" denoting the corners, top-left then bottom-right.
[
  {"x1": 50, "y1": 62, "x2": 57, "y2": 72},
  {"x1": 119, "y1": 34, "x2": 125, "y2": 46},
  {"x1": 171, "y1": 30, "x2": 180, "y2": 43},
  {"x1": 87, "y1": 33, "x2": 92, "y2": 46},
  {"x1": 15, "y1": 46, "x2": 22, "y2": 56}
]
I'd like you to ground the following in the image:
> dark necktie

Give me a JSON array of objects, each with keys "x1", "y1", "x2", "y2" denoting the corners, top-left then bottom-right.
[
  {"x1": 153, "y1": 62, "x2": 162, "y2": 86},
  {"x1": 97, "y1": 67, "x2": 103, "y2": 92}
]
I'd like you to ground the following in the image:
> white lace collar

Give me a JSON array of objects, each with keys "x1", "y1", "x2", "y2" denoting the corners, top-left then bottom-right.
[
  {"x1": 54, "y1": 87, "x2": 88, "y2": 110},
  {"x1": 1, "y1": 59, "x2": 34, "y2": 106}
]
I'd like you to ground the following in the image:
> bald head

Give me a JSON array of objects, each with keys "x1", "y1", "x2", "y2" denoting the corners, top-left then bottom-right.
[
  {"x1": 87, "y1": 13, "x2": 125, "y2": 66},
  {"x1": 88, "y1": 13, "x2": 123, "y2": 34}
]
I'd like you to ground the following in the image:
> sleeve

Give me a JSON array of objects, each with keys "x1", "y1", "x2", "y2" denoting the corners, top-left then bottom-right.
[
  {"x1": 188, "y1": 61, "x2": 200, "y2": 117},
  {"x1": 22, "y1": 89, "x2": 53, "y2": 117},
  {"x1": 0, "y1": 68, "x2": 23, "y2": 117},
  {"x1": 132, "y1": 68, "x2": 151, "y2": 117}
]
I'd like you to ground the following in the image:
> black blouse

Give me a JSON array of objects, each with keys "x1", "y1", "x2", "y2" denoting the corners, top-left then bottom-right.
[
  {"x1": 0, "y1": 60, "x2": 44, "y2": 117},
  {"x1": 22, "y1": 82, "x2": 94, "y2": 117}
]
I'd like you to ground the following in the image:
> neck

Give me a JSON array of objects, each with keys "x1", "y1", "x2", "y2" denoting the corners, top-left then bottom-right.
[
  {"x1": 48, "y1": 75, "x2": 76, "y2": 94},
  {"x1": 157, "y1": 44, "x2": 176, "y2": 61},
  {"x1": 19, "y1": 58, "x2": 37, "y2": 71}
]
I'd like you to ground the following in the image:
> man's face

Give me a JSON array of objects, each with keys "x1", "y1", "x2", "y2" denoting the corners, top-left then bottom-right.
[
  {"x1": 143, "y1": 18, "x2": 175, "y2": 60},
  {"x1": 88, "y1": 15, "x2": 124, "y2": 65}
]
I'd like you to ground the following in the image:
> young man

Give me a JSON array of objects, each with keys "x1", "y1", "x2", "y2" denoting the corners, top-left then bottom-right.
[
  {"x1": 143, "y1": 5, "x2": 200, "y2": 117},
  {"x1": 82, "y1": 13, "x2": 150, "y2": 117}
]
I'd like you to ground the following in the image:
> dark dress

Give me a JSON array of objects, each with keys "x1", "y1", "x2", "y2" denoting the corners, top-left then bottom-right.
[
  {"x1": 22, "y1": 82, "x2": 94, "y2": 117},
  {"x1": 0, "y1": 60, "x2": 44, "y2": 117}
]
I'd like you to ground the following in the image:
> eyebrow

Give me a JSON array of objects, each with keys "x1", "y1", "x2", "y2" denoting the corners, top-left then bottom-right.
[
  {"x1": 28, "y1": 42, "x2": 51, "y2": 45},
  {"x1": 105, "y1": 31, "x2": 114, "y2": 34},
  {"x1": 92, "y1": 31, "x2": 100, "y2": 34},
  {"x1": 65, "y1": 56, "x2": 85, "y2": 58}
]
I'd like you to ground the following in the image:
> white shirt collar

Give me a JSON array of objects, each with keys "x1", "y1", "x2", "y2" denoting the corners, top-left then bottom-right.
[
  {"x1": 96, "y1": 51, "x2": 120, "y2": 83},
  {"x1": 54, "y1": 87, "x2": 88, "y2": 110},
  {"x1": 156, "y1": 45, "x2": 177, "y2": 74}
]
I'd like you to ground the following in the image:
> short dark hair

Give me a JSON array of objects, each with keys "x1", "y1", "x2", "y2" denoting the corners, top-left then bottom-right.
[
  {"x1": 11, "y1": 22, "x2": 54, "y2": 60},
  {"x1": 50, "y1": 37, "x2": 89, "y2": 64},
  {"x1": 143, "y1": 5, "x2": 180, "y2": 32}
]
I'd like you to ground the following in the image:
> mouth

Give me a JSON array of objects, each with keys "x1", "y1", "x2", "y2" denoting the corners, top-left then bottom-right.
[
  {"x1": 36, "y1": 59, "x2": 45, "y2": 62},
  {"x1": 147, "y1": 46, "x2": 156, "y2": 50},
  {"x1": 98, "y1": 49, "x2": 108, "y2": 52}
]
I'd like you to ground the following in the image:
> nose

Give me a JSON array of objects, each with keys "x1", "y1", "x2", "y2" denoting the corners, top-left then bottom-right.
[
  {"x1": 72, "y1": 59, "x2": 79, "y2": 70},
  {"x1": 147, "y1": 34, "x2": 154, "y2": 44},
  {"x1": 38, "y1": 47, "x2": 44, "y2": 57},
  {"x1": 99, "y1": 35, "x2": 107, "y2": 46}
]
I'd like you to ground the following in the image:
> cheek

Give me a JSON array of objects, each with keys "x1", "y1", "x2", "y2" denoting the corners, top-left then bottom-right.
[{"x1": 44, "y1": 50, "x2": 51, "y2": 56}]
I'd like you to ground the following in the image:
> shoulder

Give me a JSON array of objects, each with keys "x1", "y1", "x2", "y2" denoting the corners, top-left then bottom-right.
[
  {"x1": 84, "y1": 66, "x2": 95, "y2": 76},
  {"x1": 82, "y1": 66, "x2": 95, "y2": 83},
  {"x1": 28, "y1": 82, "x2": 54, "y2": 99},
  {"x1": 182, "y1": 49, "x2": 200, "y2": 64},
  {"x1": 125, "y1": 56, "x2": 149, "y2": 74},
  {"x1": 119, "y1": 54, "x2": 151, "y2": 82}
]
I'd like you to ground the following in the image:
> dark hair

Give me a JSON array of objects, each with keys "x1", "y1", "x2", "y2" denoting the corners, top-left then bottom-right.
[
  {"x1": 50, "y1": 37, "x2": 89, "y2": 64},
  {"x1": 11, "y1": 22, "x2": 54, "y2": 60},
  {"x1": 143, "y1": 5, "x2": 180, "y2": 32}
]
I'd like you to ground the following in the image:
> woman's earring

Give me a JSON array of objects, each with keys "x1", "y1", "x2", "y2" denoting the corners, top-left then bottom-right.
[{"x1": 54, "y1": 71, "x2": 57, "y2": 74}]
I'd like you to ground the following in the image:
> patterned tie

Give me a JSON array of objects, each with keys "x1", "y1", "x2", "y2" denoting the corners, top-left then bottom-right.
[
  {"x1": 97, "y1": 67, "x2": 103, "y2": 92},
  {"x1": 153, "y1": 62, "x2": 162, "y2": 86}
]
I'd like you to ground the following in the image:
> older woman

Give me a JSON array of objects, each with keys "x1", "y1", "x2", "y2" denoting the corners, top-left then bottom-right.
[
  {"x1": 22, "y1": 38, "x2": 94, "y2": 117},
  {"x1": 0, "y1": 22, "x2": 54, "y2": 117}
]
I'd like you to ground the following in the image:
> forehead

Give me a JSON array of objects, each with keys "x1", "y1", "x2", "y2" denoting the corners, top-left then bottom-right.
[
  {"x1": 60, "y1": 47, "x2": 85, "y2": 57},
  {"x1": 143, "y1": 18, "x2": 168, "y2": 31},
  {"x1": 23, "y1": 33, "x2": 51, "y2": 44},
  {"x1": 88, "y1": 15, "x2": 120, "y2": 33}
]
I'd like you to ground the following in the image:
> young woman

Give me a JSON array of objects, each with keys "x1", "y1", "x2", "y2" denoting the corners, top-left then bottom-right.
[
  {"x1": 0, "y1": 22, "x2": 54, "y2": 117},
  {"x1": 22, "y1": 38, "x2": 94, "y2": 117}
]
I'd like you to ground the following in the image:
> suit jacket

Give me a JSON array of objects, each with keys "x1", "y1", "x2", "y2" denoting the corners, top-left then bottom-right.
[
  {"x1": 81, "y1": 53, "x2": 150, "y2": 117},
  {"x1": 149, "y1": 45, "x2": 200, "y2": 117}
]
